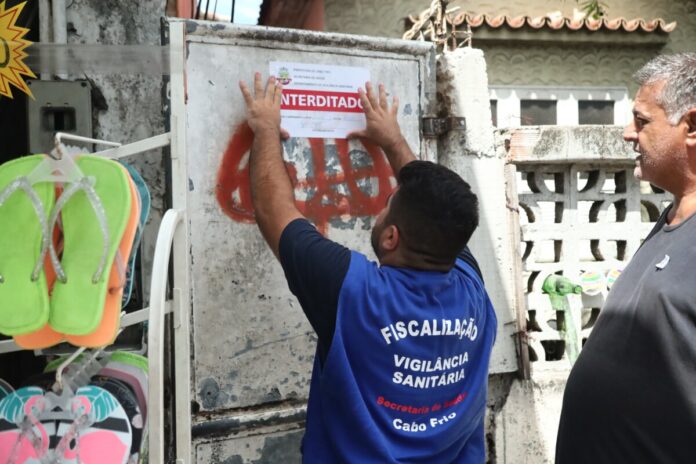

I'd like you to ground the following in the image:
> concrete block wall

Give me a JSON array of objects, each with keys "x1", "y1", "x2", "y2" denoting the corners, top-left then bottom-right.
[
  {"x1": 501, "y1": 125, "x2": 670, "y2": 367},
  {"x1": 490, "y1": 125, "x2": 671, "y2": 462}
]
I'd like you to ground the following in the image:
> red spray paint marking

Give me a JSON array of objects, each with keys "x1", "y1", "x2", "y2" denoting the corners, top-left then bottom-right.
[{"x1": 215, "y1": 123, "x2": 395, "y2": 234}]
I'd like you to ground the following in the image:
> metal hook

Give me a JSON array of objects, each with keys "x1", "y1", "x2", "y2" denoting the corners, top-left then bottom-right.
[
  {"x1": 54, "y1": 346, "x2": 87, "y2": 393},
  {"x1": 52, "y1": 135, "x2": 65, "y2": 161},
  {"x1": 52, "y1": 132, "x2": 122, "y2": 160}
]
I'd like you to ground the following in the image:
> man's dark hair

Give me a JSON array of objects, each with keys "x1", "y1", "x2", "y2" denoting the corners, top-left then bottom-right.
[{"x1": 387, "y1": 160, "x2": 478, "y2": 266}]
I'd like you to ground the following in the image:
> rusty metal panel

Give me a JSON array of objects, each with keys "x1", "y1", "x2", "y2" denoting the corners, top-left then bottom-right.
[{"x1": 177, "y1": 20, "x2": 435, "y2": 419}]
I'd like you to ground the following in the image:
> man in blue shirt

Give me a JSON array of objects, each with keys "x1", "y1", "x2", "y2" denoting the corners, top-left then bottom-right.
[{"x1": 239, "y1": 73, "x2": 497, "y2": 463}]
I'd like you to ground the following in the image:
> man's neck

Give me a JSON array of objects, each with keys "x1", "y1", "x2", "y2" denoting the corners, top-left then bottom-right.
[
  {"x1": 662, "y1": 156, "x2": 696, "y2": 225},
  {"x1": 667, "y1": 189, "x2": 696, "y2": 225},
  {"x1": 379, "y1": 250, "x2": 452, "y2": 273}
]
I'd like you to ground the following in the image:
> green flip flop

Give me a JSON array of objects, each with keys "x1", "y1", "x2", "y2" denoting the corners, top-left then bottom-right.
[
  {"x1": 48, "y1": 155, "x2": 132, "y2": 336},
  {"x1": 0, "y1": 155, "x2": 54, "y2": 336}
]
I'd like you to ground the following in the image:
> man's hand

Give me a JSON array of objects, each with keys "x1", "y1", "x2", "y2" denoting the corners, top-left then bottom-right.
[
  {"x1": 349, "y1": 82, "x2": 416, "y2": 174},
  {"x1": 239, "y1": 72, "x2": 289, "y2": 139},
  {"x1": 349, "y1": 82, "x2": 404, "y2": 150},
  {"x1": 239, "y1": 72, "x2": 303, "y2": 259}
]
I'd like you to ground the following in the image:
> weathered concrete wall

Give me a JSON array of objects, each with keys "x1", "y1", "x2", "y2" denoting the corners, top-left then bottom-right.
[
  {"x1": 435, "y1": 47, "x2": 526, "y2": 464},
  {"x1": 66, "y1": 0, "x2": 167, "y2": 297},
  {"x1": 436, "y1": 48, "x2": 520, "y2": 374},
  {"x1": 493, "y1": 369, "x2": 568, "y2": 463},
  {"x1": 505, "y1": 125, "x2": 636, "y2": 164}
]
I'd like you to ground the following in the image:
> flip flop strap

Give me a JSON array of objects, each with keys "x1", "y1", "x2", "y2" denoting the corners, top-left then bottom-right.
[
  {"x1": 113, "y1": 249, "x2": 127, "y2": 291},
  {"x1": 9, "y1": 421, "x2": 44, "y2": 464},
  {"x1": 48, "y1": 177, "x2": 110, "y2": 285},
  {"x1": 49, "y1": 412, "x2": 89, "y2": 463},
  {"x1": 0, "y1": 177, "x2": 50, "y2": 283},
  {"x1": 9, "y1": 397, "x2": 48, "y2": 463}
]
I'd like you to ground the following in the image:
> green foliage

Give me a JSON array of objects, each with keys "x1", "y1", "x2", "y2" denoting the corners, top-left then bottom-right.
[{"x1": 577, "y1": 0, "x2": 608, "y2": 19}]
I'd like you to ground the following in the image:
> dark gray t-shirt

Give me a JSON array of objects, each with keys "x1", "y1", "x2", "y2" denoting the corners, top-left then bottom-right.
[{"x1": 556, "y1": 205, "x2": 696, "y2": 463}]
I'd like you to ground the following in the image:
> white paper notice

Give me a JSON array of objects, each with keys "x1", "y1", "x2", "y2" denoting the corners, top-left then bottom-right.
[{"x1": 269, "y1": 61, "x2": 370, "y2": 139}]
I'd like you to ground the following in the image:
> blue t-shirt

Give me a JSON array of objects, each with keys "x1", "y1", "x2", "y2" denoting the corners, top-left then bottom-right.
[{"x1": 280, "y1": 219, "x2": 497, "y2": 463}]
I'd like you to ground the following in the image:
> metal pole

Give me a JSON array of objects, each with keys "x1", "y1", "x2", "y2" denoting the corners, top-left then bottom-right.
[
  {"x1": 231, "y1": 0, "x2": 236, "y2": 23},
  {"x1": 52, "y1": 0, "x2": 67, "y2": 79},
  {"x1": 38, "y1": 0, "x2": 51, "y2": 80}
]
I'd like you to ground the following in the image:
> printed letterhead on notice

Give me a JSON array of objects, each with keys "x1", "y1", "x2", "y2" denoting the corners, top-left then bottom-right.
[{"x1": 269, "y1": 62, "x2": 370, "y2": 139}]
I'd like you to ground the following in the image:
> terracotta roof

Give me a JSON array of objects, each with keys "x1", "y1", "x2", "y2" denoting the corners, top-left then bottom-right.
[{"x1": 406, "y1": 12, "x2": 677, "y2": 33}]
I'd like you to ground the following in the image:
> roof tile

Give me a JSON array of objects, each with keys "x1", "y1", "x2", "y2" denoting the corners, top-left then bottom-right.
[{"x1": 407, "y1": 12, "x2": 677, "y2": 34}]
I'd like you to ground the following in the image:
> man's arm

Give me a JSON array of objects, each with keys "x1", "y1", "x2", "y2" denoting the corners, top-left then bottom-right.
[
  {"x1": 240, "y1": 73, "x2": 351, "y2": 363},
  {"x1": 349, "y1": 82, "x2": 417, "y2": 175},
  {"x1": 239, "y1": 73, "x2": 303, "y2": 258}
]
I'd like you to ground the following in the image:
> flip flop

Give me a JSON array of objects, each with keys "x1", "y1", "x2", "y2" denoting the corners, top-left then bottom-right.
[
  {"x1": 0, "y1": 156, "x2": 54, "y2": 336},
  {"x1": 66, "y1": 166, "x2": 140, "y2": 347},
  {"x1": 89, "y1": 376, "x2": 143, "y2": 463},
  {"x1": 42, "y1": 352, "x2": 148, "y2": 423},
  {"x1": 102, "y1": 352, "x2": 148, "y2": 419},
  {"x1": 98, "y1": 361, "x2": 148, "y2": 423},
  {"x1": 109, "y1": 351, "x2": 148, "y2": 374},
  {"x1": 118, "y1": 162, "x2": 151, "y2": 308},
  {"x1": 48, "y1": 156, "x2": 133, "y2": 337},
  {"x1": 13, "y1": 205, "x2": 68, "y2": 350},
  {"x1": 27, "y1": 384, "x2": 132, "y2": 464},
  {"x1": 16, "y1": 163, "x2": 145, "y2": 349},
  {"x1": 0, "y1": 386, "x2": 49, "y2": 462},
  {"x1": 56, "y1": 385, "x2": 132, "y2": 464},
  {"x1": 12, "y1": 322, "x2": 64, "y2": 350}
]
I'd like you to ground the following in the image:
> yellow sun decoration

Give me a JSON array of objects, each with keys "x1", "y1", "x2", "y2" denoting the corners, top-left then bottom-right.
[{"x1": 0, "y1": 1, "x2": 35, "y2": 99}]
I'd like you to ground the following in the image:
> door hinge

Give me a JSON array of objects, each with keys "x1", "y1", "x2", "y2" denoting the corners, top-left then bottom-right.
[{"x1": 421, "y1": 117, "x2": 466, "y2": 138}]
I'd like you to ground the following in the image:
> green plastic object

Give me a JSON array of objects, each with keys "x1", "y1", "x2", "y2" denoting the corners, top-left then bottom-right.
[
  {"x1": 0, "y1": 156, "x2": 54, "y2": 336},
  {"x1": 542, "y1": 274, "x2": 582, "y2": 311},
  {"x1": 49, "y1": 155, "x2": 132, "y2": 335},
  {"x1": 542, "y1": 274, "x2": 582, "y2": 364},
  {"x1": 110, "y1": 351, "x2": 148, "y2": 372}
]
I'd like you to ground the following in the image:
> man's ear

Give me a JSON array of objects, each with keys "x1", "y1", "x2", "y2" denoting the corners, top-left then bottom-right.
[
  {"x1": 381, "y1": 224, "x2": 400, "y2": 252},
  {"x1": 686, "y1": 108, "x2": 696, "y2": 148}
]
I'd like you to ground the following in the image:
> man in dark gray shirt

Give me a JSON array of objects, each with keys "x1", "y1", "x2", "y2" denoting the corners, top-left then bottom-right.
[{"x1": 556, "y1": 53, "x2": 696, "y2": 463}]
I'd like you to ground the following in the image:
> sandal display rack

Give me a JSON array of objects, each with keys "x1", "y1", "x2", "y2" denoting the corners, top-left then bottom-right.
[{"x1": 0, "y1": 130, "x2": 192, "y2": 463}]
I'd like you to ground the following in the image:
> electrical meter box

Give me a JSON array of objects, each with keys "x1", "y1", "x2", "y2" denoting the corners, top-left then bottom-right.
[{"x1": 26, "y1": 80, "x2": 92, "y2": 154}]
